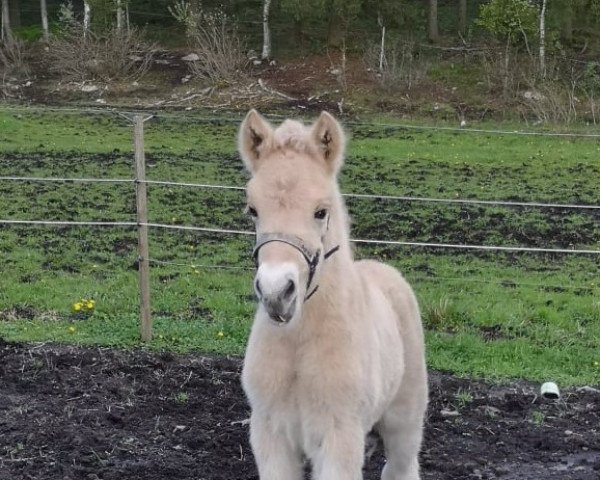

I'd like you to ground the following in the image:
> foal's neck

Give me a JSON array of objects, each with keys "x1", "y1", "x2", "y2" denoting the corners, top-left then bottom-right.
[{"x1": 303, "y1": 194, "x2": 356, "y2": 323}]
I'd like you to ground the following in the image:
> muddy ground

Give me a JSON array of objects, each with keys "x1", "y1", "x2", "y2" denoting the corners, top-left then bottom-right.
[{"x1": 0, "y1": 339, "x2": 598, "y2": 480}]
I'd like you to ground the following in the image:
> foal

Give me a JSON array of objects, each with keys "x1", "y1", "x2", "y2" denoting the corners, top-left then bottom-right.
[{"x1": 239, "y1": 110, "x2": 428, "y2": 480}]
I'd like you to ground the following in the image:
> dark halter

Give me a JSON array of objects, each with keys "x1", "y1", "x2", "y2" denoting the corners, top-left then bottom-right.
[{"x1": 252, "y1": 232, "x2": 340, "y2": 302}]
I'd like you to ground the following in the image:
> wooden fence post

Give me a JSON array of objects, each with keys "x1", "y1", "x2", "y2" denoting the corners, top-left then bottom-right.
[{"x1": 134, "y1": 115, "x2": 152, "y2": 341}]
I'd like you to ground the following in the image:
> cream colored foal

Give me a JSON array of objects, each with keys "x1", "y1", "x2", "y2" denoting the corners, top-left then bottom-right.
[{"x1": 238, "y1": 110, "x2": 428, "y2": 480}]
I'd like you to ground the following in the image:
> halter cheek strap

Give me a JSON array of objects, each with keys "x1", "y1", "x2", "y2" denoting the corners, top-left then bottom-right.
[{"x1": 252, "y1": 233, "x2": 339, "y2": 302}]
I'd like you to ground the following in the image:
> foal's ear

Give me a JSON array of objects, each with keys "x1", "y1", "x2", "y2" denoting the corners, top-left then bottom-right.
[
  {"x1": 311, "y1": 111, "x2": 346, "y2": 174},
  {"x1": 238, "y1": 109, "x2": 273, "y2": 173}
]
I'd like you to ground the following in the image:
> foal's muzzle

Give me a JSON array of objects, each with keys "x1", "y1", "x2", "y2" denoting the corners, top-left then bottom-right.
[
  {"x1": 251, "y1": 232, "x2": 339, "y2": 326},
  {"x1": 254, "y1": 269, "x2": 298, "y2": 325}
]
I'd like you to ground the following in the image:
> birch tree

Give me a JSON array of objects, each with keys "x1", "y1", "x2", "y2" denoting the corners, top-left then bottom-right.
[
  {"x1": 83, "y1": 0, "x2": 91, "y2": 38},
  {"x1": 378, "y1": 10, "x2": 385, "y2": 70},
  {"x1": 539, "y1": 0, "x2": 547, "y2": 79},
  {"x1": 40, "y1": 0, "x2": 49, "y2": 41},
  {"x1": 1, "y1": 0, "x2": 10, "y2": 41},
  {"x1": 116, "y1": 0, "x2": 123, "y2": 31},
  {"x1": 261, "y1": 0, "x2": 272, "y2": 59}
]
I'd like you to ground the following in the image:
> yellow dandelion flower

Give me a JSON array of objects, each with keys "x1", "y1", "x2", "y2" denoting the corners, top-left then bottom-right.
[
  {"x1": 73, "y1": 303, "x2": 82, "y2": 312},
  {"x1": 217, "y1": 331, "x2": 225, "y2": 338},
  {"x1": 86, "y1": 301, "x2": 95, "y2": 310}
]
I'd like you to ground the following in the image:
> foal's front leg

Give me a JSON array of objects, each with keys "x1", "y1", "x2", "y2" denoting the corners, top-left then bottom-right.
[
  {"x1": 250, "y1": 414, "x2": 303, "y2": 480},
  {"x1": 311, "y1": 424, "x2": 365, "y2": 480}
]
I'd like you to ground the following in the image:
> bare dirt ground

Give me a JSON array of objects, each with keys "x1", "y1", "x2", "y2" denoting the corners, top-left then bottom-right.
[
  {"x1": 5, "y1": 48, "x2": 486, "y2": 119},
  {"x1": 0, "y1": 339, "x2": 598, "y2": 480}
]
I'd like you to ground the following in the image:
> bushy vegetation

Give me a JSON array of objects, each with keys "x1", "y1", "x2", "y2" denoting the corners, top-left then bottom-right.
[
  {"x1": 47, "y1": 25, "x2": 154, "y2": 82},
  {"x1": 0, "y1": 37, "x2": 28, "y2": 79},
  {"x1": 169, "y1": 1, "x2": 247, "y2": 84}
]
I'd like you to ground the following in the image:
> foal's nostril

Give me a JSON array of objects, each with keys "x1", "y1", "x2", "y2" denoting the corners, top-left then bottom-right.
[
  {"x1": 283, "y1": 279, "x2": 296, "y2": 300},
  {"x1": 255, "y1": 279, "x2": 262, "y2": 298}
]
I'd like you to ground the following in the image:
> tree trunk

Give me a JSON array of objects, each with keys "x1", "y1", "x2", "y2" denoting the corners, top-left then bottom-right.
[
  {"x1": 503, "y1": 35, "x2": 511, "y2": 97},
  {"x1": 83, "y1": 0, "x2": 90, "y2": 38},
  {"x1": 1, "y1": 0, "x2": 10, "y2": 41},
  {"x1": 378, "y1": 11, "x2": 385, "y2": 70},
  {"x1": 116, "y1": 0, "x2": 123, "y2": 32},
  {"x1": 261, "y1": 0, "x2": 272, "y2": 60},
  {"x1": 428, "y1": 0, "x2": 438, "y2": 43},
  {"x1": 458, "y1": 0, "x2": 467, "y2": 36},
  {"x1": 539, "y1": 0, "x2": 547, "y2": 79},
  {"x1": 40, "y1": 0, "x2": 49, "y2": 42}
]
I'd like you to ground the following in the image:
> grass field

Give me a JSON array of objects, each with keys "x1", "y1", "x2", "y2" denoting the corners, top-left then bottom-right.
[{"x1": 0, "y1": 108, "x2": 599, "y2": 386}]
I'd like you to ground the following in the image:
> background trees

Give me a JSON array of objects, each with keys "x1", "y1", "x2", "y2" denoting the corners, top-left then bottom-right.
[
  {"x1": 1, "y1": 0, "x2": 599, "y2": 59},
  {"x1": 1, "y1": 0, "x2": 600, "y2": 121}
]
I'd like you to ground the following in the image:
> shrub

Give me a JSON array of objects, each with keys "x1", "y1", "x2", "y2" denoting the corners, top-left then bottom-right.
[
  {"x1": 363, "y1": 38, "x2": 428, "y2": 92},
  {"x1": 477, "y1": 0, "x2": 538, "y2": 48},
  {"x1": 47, "y1": 25, "x2": 154, "y2": 82},
  {"x1": 0, "y1": 38, "x2": 29, "y2": 79},
  {"x1": 169, "y1": 1, "x2": 247, "y2": 84}
]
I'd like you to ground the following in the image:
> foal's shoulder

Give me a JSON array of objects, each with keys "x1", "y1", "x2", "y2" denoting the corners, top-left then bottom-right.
[
  {"x1": 354, "y1": 260, "x2": 420, "y2": 325},
  {"x1": 354, "y1": 259, "x2": 408, "y2": 286}
]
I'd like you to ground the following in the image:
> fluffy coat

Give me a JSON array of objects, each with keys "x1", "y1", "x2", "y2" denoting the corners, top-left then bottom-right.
[{"x1": 238, "y1": 110, "x2": 428, "y2": 480}]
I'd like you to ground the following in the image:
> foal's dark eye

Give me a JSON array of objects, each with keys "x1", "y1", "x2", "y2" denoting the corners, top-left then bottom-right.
[
  {"x1": 314, "y1": 209, "x2": 328, "y2": 220},
  {"x1": 246, "y1": 206, "x2": 258, "y2": 218}
]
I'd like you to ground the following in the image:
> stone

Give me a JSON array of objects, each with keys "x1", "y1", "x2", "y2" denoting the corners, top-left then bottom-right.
[{"x1": 182, "y1": 53, "x2": 200, "y2": 62}]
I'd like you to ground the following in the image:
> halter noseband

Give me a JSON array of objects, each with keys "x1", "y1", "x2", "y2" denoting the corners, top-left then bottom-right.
[{"x1": 252, "y1": 232, "x2": 339, "y2": 302}]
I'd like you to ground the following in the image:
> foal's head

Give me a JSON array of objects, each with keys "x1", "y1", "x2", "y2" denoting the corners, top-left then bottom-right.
[{"x1": 238, "y1": 110, "x2": 347, "y2": 326}]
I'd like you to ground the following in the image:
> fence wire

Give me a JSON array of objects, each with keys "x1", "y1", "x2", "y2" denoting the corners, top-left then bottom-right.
[
  {"x1": 3, "y1": 176, "x2": 598, "y2": 211},
  {"x1": 1, "y1": 219, "x2": 598, "y2": 256},
  {"x1": 1, "y1": 111, "x2": 599, "y2": 264},
  {"x1": 0, "y1": 176, "x2": 134, "y2": 185},
  {"x1": 147, "y1": 257, "x2": 598, "y2": 293},
  {"x1": 143, "y1": 179, "x2": 600, "y2": 211},
  {"x1": 149, "y1": 258, "x2": 253, "y2": 271},
  {"x1": 3, "y1": 104, "x2": 600, "y2": 138}
]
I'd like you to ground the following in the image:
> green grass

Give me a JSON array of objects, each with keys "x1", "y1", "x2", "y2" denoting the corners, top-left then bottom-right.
[{"x1": 0, "y1": 108, "x2": 599, "y2": 386}]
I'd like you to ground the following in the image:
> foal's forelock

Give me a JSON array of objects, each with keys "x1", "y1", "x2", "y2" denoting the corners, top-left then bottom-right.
[{"x1": 271, "y1": 120, "x2": 317, "y2": 156}]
